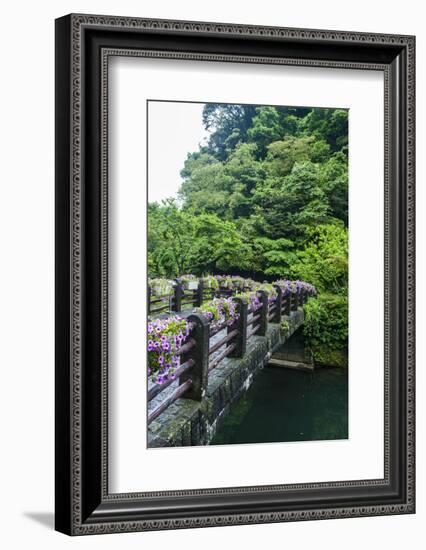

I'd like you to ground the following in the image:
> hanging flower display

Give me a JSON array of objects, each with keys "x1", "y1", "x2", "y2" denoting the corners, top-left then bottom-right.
[
  {"x1": 147, "y1": 316, "x2": 193, "y2": 385},
  {"x1": 178, "y1": 274, "x2": 199, "y2": 290},
  {"x1": 234, "y1": 291, "x2": 263, "y2": 312},
  {"x1": 149, "y1": 278, "x2": 175, "y2": 297},
  {"x1": 195, "y1": 296, "x2": 239, "y2": 331},
  {"x1": 202, "y1": 275, "x2": 219, "y2": 290},
  {"x1": 273, "y1": 279, "x2": 317, "y2": 297},
  {"x1": 253, "y1": 282, "x2": 278, "y2": 303}
]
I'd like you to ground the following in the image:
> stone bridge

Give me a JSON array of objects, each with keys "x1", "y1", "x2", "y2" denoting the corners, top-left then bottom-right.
[{"x1": 148, "y1": 307, "x2": 308, "y2": 447}]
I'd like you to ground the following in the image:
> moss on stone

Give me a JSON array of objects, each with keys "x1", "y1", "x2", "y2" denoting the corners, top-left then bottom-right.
[{"x1": 313, "y1": 347, "x2": 348, "y2": 368}]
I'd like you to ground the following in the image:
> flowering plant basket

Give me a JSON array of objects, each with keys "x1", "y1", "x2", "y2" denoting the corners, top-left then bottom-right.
[
  {"x1": 243, "y1": 278, "x2": 256, "y2": 290},
  {"x1": 274, "y1": 279, "x2": 316, "y2": 297},
  {"x1": 149, "y1": 278, "x2": 174, "y2": 297},
  {"x1": 195, "y1": 296, "x2": 239, "y2": 331},
  {"x1": 179, "y1": 274, "x2": 199, "y2": 290},
  {"x1": 147, "y1": 316, "x2": 193, "y2": 385},
  {"x1": 215, "y1": 275, "x2": 246, "y2": 290},
  {"x1": 202, "y1": 275, "x2": 219, "y2": 290},
  {"x1": 230, "y1": 276, "x2": 246, "y2": 290},
  {"x1": 253, "y1": 282, "x2": 278, "y2": 302},
  {"x1": 235, "y1": 291, "x2": 262, "y2": 312}
]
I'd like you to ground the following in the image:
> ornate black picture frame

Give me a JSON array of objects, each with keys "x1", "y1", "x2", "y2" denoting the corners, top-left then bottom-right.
[{"x1": 55, "y1": 13, "x2": 415, "y2": 535}]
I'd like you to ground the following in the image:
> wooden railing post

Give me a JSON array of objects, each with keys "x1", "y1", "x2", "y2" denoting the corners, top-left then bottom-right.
[
  {"x1": 291, "y1": 290, "x2": 299, "y2": 311},
  {"x1": 147, "y1": 285, "x2": 151, "y2": 315},
  {"x1": 180, "y1": 313, "x2": 210, "y2": 401},
  {"x1": 257, "y1": 290, "x2": 269, "y2": 336},
  {"x1": 228, "y1": 297, "x2": 248, "y2": 357},
  {"x1": 271, "y1": 284, "x2": 282, "y2": 324},
  {"x1": 172, "y1": 279, "x2": 183, "y2": 312},
  {"x1": 283, "y1": 289, "x2": 291, "y2": 316},
  {"x1": 195, "y1": 278, "x2": 204, "y2": 307}
]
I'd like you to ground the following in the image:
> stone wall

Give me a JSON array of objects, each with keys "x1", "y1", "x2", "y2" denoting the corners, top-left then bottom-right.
[{"x1": 148, "y1": 309, "x2": 304, "y2": 448}]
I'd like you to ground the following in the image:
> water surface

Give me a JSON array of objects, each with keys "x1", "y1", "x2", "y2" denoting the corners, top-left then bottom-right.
[{"x1": 210, "y1": 365, "x2": 348, "y2": 445}]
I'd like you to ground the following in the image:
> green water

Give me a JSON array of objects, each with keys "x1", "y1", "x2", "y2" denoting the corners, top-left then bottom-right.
[{"x1": 210, "y1": 366, "x2": 348, "y2": 445}]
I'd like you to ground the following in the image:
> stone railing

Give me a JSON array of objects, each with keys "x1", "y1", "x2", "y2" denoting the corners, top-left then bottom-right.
[{"x1": 147, "y1": 285, "x2": 314, "y2": 425}]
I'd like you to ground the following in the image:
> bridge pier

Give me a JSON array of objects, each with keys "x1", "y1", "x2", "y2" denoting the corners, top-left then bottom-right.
[{"x1": 269, "y1": 325, "x2": 314, "y2": 371}]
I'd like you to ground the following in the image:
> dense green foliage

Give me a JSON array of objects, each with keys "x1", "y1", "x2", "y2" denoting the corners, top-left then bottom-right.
[
  {"x1": 304, "y1": 294, "x2": 348, "y2": 367},
  {"x1": 148, "y1": 104, "x2": 349, "y2": 366}
]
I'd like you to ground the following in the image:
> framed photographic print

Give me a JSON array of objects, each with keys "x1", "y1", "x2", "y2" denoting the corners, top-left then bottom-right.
[{"x1": 55, "y1": 14, "x2": 415, "y2": 535}]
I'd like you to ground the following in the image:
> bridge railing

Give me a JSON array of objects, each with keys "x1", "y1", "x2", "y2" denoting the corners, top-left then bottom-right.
[
  {"x1": 147, "y1": 284, "x2": 315, "y2": 425},
  {"x1": 148, "y1": 279, "x2": 203, "y2": 315},
  {"x1": 147, "y1": 304, "x2": 246, "y2": 425},
  {"x1": 147, "y1": 285, "x2": 174, "y2": 316},
  {"x1": 148, "y1": 277, "x2": 256, "y2": 317}
]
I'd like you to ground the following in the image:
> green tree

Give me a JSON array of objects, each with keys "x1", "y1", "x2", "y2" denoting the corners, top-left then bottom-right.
[
  {"x1": 148, "y1": 202, "x2": 251, "y2": 277},
  {"x1": 148, "y1": 200, "x2": 195, "y2": 277},
  {"x1": 247, "y1": 107, "x2": 282, "y2": 158},
  {"x1": 251, "y1": 236, "x2": 297, "y2": 277},
  {"x1": 290, "y1": 224, "x2": 348, "y2": 294},
  {"x1": 187, "y1": 213, "x2": 251, "y2": 273},
  {"x1": 300, "y1": 108, "x2": 348, "y2": 152},
  {"x1": 202, "y1": 103, "x2": 257, "y2": 160}
]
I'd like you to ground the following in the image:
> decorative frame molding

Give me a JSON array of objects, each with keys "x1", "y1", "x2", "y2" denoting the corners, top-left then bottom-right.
[{"x1": 55, "y1": 14, "x2": 415, "y2": 535}]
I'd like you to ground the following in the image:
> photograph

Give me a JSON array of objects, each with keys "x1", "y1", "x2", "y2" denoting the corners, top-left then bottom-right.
[{"x1": 147, "y1": 100, "x2": 349, "y2": 448}]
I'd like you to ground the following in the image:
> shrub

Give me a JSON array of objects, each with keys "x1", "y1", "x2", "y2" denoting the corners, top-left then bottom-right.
[{"x1": 303, "y1": 293, "x2": 348, "y2": 367}]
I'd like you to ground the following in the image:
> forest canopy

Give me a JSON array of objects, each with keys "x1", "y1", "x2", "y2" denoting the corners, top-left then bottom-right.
[{"x1": 148, "y1": 103, "x2": 349, "y2": 366}]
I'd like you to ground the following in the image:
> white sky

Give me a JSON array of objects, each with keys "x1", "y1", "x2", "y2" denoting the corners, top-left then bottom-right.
[{"x1": 147, "y1": 101, "x2": 210, "y2": 203}]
